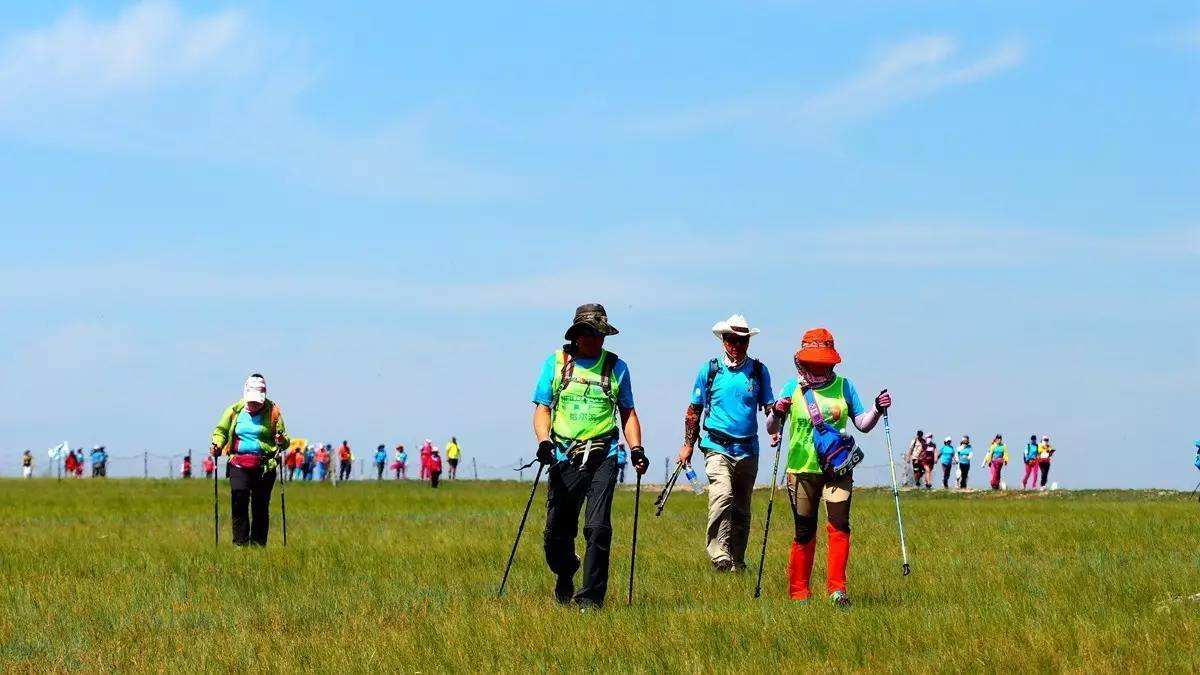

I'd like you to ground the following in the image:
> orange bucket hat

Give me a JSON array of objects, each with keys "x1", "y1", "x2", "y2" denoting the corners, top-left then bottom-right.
[{"x1": 794, "y1": 327, "x2": 842, "y2": 365}]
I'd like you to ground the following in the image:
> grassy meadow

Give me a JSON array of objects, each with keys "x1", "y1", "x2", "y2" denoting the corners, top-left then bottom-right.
[{"x1": 1, "y1": 477, "x2": 1197, "y2": 673}]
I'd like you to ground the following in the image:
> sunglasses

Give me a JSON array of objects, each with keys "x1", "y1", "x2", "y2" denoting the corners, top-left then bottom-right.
[{"x1": 723, "y1": 335, "x2": 750, "y2": 345}]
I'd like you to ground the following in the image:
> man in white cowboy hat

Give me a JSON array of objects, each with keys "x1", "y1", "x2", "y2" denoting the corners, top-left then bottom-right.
[{"x1": 679, "y1": 314, "x2": 774, "y2": 572}]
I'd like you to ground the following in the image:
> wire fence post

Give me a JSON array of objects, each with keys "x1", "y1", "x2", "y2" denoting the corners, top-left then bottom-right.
[
  {"x1": 664, "y1": 456, "x2": 668, "y2": 483},
  {"x1": 143, "y1": 452, "x2": 148, "y2": 479},
  {"x1": 519, "y1": 458, "x2": 524, "y2": 482},
  {"x1": 472, "y1": 457, "x2": 478, "y2": 480},
  {"x1": 168, "y1": 461, "x2": 173, "y2": 479}
]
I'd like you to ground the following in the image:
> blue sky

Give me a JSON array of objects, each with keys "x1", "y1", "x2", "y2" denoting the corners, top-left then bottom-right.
[{"x1": 0, "y1": 1, "x2": 1196, "y2": 486}]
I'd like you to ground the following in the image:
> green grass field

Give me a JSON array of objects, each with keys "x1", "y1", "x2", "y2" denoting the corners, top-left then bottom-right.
[{"x1": 1, "y1": 478, "x2": 1197, "y2": 673}]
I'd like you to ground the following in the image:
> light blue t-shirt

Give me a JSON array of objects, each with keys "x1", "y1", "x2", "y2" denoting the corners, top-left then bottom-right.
[
  {"x1": 690, "y1": 358, "x2": 774, "y2": 459},
  {"x1": 374, "y1": 449, "x2": 387, "y2": 463},
  {"x1": 90, "y1": 449, "x2": 107, "y2": 464},
  {"x1": 957, "y1": 444, "x2": 973, "y2": 465},
  {"x1": 532, "y1": 350, "x2": 634, "y2": 460},
  {"x1": 234, "y1": 409, "x2": 267, "y2": 455},
  {"x1": 938, "y1": 443, "x2": 955, "y2": 466}
]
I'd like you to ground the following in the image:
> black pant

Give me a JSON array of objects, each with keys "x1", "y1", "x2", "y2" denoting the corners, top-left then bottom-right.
[
  {"x1": 1039, "y1": 461, "x2": 1051, "y2": 486},
  {"x1": 376, "y1": 462, "x2": 385, "y2": 480},
  {"x1": 942, "y1": 463, "x2": 952, "y2": 488},
  {"x1": 544, "y1": 454, "x2": 618, "y2": 606},
  {"x1": 431, "y1": 470, "x2": 441, "y2": 488},
  {"x1": 339, "y1": 462, "x2": 352, "y2": 480},
  {"x1": 958, "y1": 464, "x2": 970, "y2": 488},
  {"x1": 230, "y1": 464, "x2": 276, "y2": 546}
]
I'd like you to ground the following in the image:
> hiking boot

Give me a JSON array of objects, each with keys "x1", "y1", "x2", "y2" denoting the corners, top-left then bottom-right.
[
  {"x1": 554, "y1": 575, "x2": 574, "y2": 605},
  {"x1": 576, "y1": 598, "x2": 601, "y2": 613},
  {"x1": 712, "y1": 559, "x2": 734, "y2": 573},
  {"x1": 829, "y1": 590, "x2": 852, "y2": 610},
  {"x1": 729, "y1": 561, "x2": 747, "y2": 573}
]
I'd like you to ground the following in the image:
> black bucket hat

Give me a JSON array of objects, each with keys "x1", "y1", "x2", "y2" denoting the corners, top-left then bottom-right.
[{"x1": 564, "y1": 303, "x2": 620, "y2": 340}]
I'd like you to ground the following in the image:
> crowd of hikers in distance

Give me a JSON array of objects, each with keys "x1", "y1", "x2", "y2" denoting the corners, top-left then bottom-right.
[
  {"x1": 10, "y1": 303, "x2": 1200, "y2": 613},
  {"x1": 903, "y1": 432, "x2": 1060, "y2": 491}
]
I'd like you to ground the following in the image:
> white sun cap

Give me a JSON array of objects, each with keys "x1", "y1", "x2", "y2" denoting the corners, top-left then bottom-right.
[
  {"x1": 243, "y1": 375, "x2": 267, "y2": 404},
  {"x1": 712, "y1": 314, "x2": 760, "y2": 340}
]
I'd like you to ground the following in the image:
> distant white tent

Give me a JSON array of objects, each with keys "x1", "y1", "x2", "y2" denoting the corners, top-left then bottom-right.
[{"x1": 47, "y1": 441, "x2": 69, "y2": 460}]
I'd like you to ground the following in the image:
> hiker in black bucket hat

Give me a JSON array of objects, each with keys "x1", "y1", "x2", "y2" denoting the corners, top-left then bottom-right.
[{"x1": 529, "y1": 303, "x2": 648, "y2": 609}]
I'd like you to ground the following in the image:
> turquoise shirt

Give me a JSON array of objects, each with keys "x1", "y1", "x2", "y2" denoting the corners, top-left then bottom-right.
[
  {"x1": 234, "y1": 409, "x2": 268, "y2": 455},
  {"x1": 938, "y1": 443, "x2": 955, "y2": 466},
  {"x1": 957, "y1": 444, "x2": 973, "y2": 465}
]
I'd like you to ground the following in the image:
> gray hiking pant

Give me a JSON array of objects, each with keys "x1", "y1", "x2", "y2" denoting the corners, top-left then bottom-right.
[{"x1": 704, "y1": 451, "x2": 758, "y2": 567}]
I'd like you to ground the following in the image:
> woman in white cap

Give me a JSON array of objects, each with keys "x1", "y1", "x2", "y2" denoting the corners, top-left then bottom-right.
[
  {"x1": 211, "y1": 373, "x2": 289, "y2": 547},
  {"x1": 679, "y1": 314, "x2": 773, "y2": 572}
]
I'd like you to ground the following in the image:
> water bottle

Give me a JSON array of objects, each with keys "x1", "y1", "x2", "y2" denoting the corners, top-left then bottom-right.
[{"x1": 685, "y1": 464, "x2": 705, "y2": 493}]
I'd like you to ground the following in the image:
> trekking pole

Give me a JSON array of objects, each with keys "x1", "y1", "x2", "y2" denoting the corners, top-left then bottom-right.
[
  {"x1": 883, "y1": 405, "x2": 912, "y2": 576},
  {"x1": 627, "y1": 471, "x2": 642, "y2": 605},
  {"x1": 278, "y1": 457, "x2": 288, "y2": 547},
  {"x1": 498, "y1": 462, "x2": 544, "y2": 598},
  {"x1": 654, "y1": 462, "x2": 684, "y2": 517},
  {"x1": 212, "y1": 452, "x2": 220, "y2": 546},
  {"x1": 753, "y1": 424, "x2": 785, "y2": 599}
]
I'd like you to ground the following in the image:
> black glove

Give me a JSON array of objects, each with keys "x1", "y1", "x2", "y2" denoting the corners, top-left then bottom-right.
[
  {"x1": 630, "y1": 446, "x2": 648, "y2": 474},
  {"x1": 536, "y1": 440, "x2": 556, "y2": 465}
]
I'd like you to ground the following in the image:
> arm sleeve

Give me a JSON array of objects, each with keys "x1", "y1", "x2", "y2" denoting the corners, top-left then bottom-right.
[
  {"x1": 211, "y1": 406, "x2": 235, "y2": 448},
  {"x1": 616, "y1": 361, "x2": 635, "y2": 410},
  {"x1": 779, "y1": 378, "x2": 797, "y2": 400},
  {"x1": 689, "y1": 363, "x2": 708, "y2": 407},
  {"x1": 531, "y1": 354, "x2": 556, "y2": 406},
  {"x1": 758, "y1": 364, "x2": 775, "y2": 406}
]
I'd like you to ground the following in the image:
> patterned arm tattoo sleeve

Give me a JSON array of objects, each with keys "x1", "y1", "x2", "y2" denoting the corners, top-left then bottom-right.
[{"x1": 683, "y1": 404, "x2": 703, "y2": 448}]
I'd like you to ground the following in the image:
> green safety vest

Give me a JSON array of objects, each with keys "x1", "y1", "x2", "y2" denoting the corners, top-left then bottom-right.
[{"x1": 550, "y1": 349, "x2": 620, "y2": 442}]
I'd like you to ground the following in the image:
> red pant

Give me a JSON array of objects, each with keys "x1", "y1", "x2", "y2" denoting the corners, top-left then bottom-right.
[
  {"x1": 989, "y1": 459, "x2": 1004, "y2": 490},
  {"x1": 1022, "y1": 461, "x2": 1038, "y2": 488}
]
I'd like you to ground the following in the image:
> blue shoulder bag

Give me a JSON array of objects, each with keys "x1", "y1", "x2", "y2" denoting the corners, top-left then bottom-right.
[{"x1": 800, "y1": 382, "x2": 864, "y2": 478}]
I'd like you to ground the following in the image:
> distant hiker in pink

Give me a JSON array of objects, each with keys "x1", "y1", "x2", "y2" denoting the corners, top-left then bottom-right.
[
  {"x1": 983, "y1": 434, "x2": 1008, "y2": 490},
  {"x1": 1021, "y1": 435, "x2": 1040, "y2": 489},
  {"x1": 420, "y1": 440, "x2": 433, "y2": 481}
]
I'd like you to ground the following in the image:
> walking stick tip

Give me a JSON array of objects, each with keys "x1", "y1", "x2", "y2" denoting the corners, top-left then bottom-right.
[{"x1": 902, "y1": 563, "x2": 911, "y2": 576}]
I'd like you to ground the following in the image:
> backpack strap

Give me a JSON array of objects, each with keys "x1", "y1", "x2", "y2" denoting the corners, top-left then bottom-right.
[
  {"x1": 800, "y1": 385, "x2": 829, "y2": 430},
  {"x1": 550, "y1": 348, "x2": 575, "y2": 414},
  {"x1": 599, "y1": 350, "x2": 619, "y2": 403},
  {"x1": 703, "y1": 358, "x2": 720, "y2": 417}
]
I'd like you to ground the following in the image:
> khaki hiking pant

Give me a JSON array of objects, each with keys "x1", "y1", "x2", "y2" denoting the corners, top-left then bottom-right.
[
  {"x1": 787, "y1": 472, "x2": 853, "y2": 542},
  {"x1": 704, "y1": 452, "x2": 758, "y2": 567}
]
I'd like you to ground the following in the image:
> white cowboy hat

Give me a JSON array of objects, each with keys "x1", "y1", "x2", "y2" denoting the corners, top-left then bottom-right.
[{"x1": 711, "y1": 314, "x2": 760, "y2": 339}]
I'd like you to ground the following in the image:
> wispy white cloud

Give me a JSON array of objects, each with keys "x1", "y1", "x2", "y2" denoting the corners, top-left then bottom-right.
[
  {"x1": 1164, "y1": 19, "x2": 1200, "y2": 53},
  {"x1": 631, "y1": 35, "x2": 1026, "y2": 138},
  {"x1": 0, "y1": 0, "x2": 522, "y2": 201}
]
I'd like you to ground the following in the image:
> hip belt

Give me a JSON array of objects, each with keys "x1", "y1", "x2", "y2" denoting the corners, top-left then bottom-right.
[{"x1": 703, "y1": 427, "x2": 754, "y2": 448}]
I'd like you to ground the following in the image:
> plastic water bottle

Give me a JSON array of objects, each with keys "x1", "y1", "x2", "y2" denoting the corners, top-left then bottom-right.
[{"x1": 685, "y1": 464, "x2": 705, "y2": 493}]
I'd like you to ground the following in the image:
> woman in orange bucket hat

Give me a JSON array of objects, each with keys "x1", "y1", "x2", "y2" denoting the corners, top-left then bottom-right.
[{"x1": 767, "y1": 328, "x2": 892, "y2": 609}]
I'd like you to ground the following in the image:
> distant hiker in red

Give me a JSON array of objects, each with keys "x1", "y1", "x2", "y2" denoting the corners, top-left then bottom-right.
[
  {"x1": 429, "y1": 448, "x2": 443, "y2": 488},
  {"x1": 419, "y1": 440, "x2": 433, "y2": 481},
  {"x1": 202, "y1": 455, "x2": 215, "y2": 478},
  {"x1": 337, "y1": 442, "x2": 353, "y2": 481},
  {"x1": 64, "y1": 450, "x2": 79, "y2": 477}
]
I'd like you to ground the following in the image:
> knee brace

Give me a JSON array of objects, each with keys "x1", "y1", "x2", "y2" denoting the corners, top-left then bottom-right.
[
  {"x1": 793, "y1": 513, "x2": 818, "y2": 544},
  {"x1": 827, "y1": 499, "x2": 852, "y2": 534}
]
